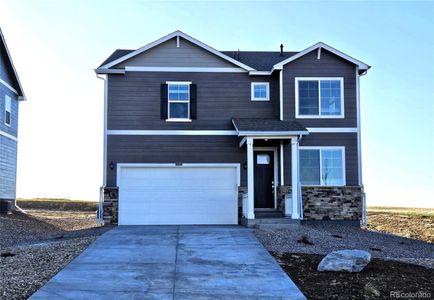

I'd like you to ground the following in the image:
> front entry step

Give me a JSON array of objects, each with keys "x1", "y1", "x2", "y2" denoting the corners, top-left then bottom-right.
[
  {"x1": 255, "y1": 209, "x2": 283, "y2": 219},
  {"x1": 241, "y1": 215, "x2": 300, "y2": 228}
]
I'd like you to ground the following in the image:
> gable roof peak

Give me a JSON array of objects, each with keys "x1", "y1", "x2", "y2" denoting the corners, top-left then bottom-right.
[{"x1": 97, "y1": 30, "x2": 255, "y2": 72}]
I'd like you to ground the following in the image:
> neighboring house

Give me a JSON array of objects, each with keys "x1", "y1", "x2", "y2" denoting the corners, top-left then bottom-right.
[
  {"x1": 0, "y1": 29, "x2": 26, "y2": 211},
  {"x1": 95, "y1": 30, "x2": 370, "y2": 226}
]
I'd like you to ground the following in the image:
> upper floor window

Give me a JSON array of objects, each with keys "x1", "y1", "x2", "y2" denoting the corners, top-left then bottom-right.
[
  {"x1": 295, "y1": 77, "x2": 344, "y2": 118},
  {"x1": 300, "y1": 147, "x2": 345, "y2": 186},
  {"x1": 167, "y1": 81, "x2": 190, "y2": 121},
  {"x1": 251, "y1": 82, "x2": 270, "y2": 101},
  {"x1": 4, "y1": 95, "x2": 11, "y2": 126}
]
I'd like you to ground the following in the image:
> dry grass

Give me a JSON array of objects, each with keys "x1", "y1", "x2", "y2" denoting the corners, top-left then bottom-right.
[{"x1": 366, "y1": 207, "x2": 434, "y2": 243}]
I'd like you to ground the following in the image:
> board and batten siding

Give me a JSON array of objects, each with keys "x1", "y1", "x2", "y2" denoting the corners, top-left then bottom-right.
[
  {"x1": 282, "y1": 49, "x2": 357, "y2": 128},
  {"x1": 114, "y1": 37, "x2": 237, "y2": 69},
  {"x1": 106, "y1": 135, "x2": 246, "y2": 187},
  {"x1": 282, "y1": 133, "x2": 359, "y2": 186},
  {"x1": 107, "y1": 72, "x2": 279, "y2": 130}
]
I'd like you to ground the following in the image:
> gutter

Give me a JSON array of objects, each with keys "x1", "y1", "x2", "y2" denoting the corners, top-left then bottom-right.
[{"x1": 96, "y1": 73, "x2": 108, "y2": 225}]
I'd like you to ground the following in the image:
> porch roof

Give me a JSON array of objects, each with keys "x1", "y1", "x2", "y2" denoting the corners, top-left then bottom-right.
[{"x1": 232, "y1": 118, "x2": 309, "y2": 137}]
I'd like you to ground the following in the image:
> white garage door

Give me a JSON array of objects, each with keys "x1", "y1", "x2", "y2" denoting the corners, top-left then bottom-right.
[{"x1": 118, "y1": 164, "x2": 239, "y2": 225}]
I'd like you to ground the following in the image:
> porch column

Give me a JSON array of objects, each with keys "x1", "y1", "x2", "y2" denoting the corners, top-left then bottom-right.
[
  {"x1": 246, "y1": 137, "x2": 255, "y2": 219},
  {"x1": 291, "y1": 136, "x2": 300, "y2": 219}
]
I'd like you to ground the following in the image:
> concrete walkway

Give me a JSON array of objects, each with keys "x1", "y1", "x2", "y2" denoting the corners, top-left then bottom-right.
[{"x1": 31, "y1": 226, "x2": 305, "y2": 299}]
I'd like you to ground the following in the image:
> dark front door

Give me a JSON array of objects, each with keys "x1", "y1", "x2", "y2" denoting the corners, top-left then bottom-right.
[{"x1": 254, "y1": 151, "x2": 275, "y2": 208}]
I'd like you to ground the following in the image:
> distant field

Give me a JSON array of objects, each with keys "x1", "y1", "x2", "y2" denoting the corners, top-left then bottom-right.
[
  {"x1": 16, "y1": 198, "x2": 98, "y2": 211},
  {"x1": 366, "y1": 206, "x2": 433, "y2": 243},
  {"x1": 368, "y1": 206, "x2": 434, "y2": 217}
]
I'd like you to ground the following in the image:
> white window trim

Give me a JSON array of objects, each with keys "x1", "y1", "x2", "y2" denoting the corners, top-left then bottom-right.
[
  {"x1": 251, "y1": 82, "x2": 270, "y2": 101},
  {"x1": 166, "y1": 81, "x2": 191, "y2": 121},
  {"x1": 295, "y1": 77, "x2": 345, "y2": 119},
  {"x1": 299, "y1": 146, "x2": 346, "y2": 186},
  {"x1": 4, "y1": 95, "x2": 11, "y2": 127}
]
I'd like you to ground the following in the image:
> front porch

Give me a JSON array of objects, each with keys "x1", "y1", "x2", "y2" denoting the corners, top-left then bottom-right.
[{"x1": 232, "y1": 118, "x2": 309, "y2": 225}]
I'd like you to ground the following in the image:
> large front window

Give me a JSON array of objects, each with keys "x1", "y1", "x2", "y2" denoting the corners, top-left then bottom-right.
[
  {"x1": 168, "y1": 82, "x2": 190, "y2": 120},
  {"x1": 296, "y1": 78, "x2": 344, "y2": 118},
  {"x1": 300, "y1": 147, "x2": 345, "y2": 186}
]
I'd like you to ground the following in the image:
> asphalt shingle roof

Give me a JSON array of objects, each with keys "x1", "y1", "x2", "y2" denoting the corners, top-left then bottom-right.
[
  {"x1": 221, "y1": 51, "x2": 298, "y2": 71},
  {"x1": 232, "y1": 118, "x2": 308, "y2": 134},
  {"x1": 98, "y1": 49, "x2": 298, "y2": 71},
  {"x1": 98, "y1": 49, "x2": 134, "y2": 68}
]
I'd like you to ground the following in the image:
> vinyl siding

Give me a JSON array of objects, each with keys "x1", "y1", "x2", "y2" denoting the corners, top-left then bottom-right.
[
  {"x1": 282, "y1": 49, "x2": 357, "y2": 127},
  {"x1": 0, "y1": 135, "x2": 17, "y2": 200},
  {"x1": 0, "y1": 84, "x2": 19, "y2": 137},
  {"x1": 107, "y1": 72, "x2": 279, "y2": 130},
  {"x1": 283, "y1": 133, "x2": 359, "y2": 186},
  {"x1": 114, "y1": 37, "x2": 237, "y2": 68},
  {"x1": 106, "y1": 135, "x2": 246, "y2": 187}
]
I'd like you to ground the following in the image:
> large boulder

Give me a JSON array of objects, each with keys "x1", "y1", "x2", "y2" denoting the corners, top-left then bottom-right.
[{"x1": 317, "y1": 250, "x2": 371, "y2": 272}]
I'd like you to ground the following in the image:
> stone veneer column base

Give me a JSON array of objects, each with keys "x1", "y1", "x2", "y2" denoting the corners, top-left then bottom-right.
[{"x1": 103, "y1": 187, "x2": 118, "y2": 225}]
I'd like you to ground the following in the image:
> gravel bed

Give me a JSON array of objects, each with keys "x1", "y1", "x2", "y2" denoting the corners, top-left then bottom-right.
[
  {"x1": 0, "y1": 237, "x2": 96, "y2": 300},
  {"x1": 0, "y1": 210, "x2": 111, "y2": 299},
  {"x1": 255, "y1": 224, "x2": 434, "y2": 269}
]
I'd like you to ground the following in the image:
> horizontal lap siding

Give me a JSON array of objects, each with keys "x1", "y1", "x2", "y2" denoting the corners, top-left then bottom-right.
[
  {"x1": 107, "y1": 136, "x2": 246, "y2": 187},
  {"x1": 283, "y1": 49, "x2": 357, "y2": 127},
  {"x1": 0, "y1": 135, "x2": 17, "y2": 200},
  {"x1": 108, "y1": 72, "x2": 278, "y2": 130},
  {"x1": 283, "y1": 133, "x2": 358, "y2": 186}
]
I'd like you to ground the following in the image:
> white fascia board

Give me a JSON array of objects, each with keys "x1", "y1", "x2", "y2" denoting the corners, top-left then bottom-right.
[
  {"x1": 307, "y1": 127, "x2": 358, "y2": 133},
  {"x1": 99, "y1": 30, "x2": 255, "y2": 71},
  {"x1": 107, "y1": 130, "x2": 238, "y2": 136},
  {"x1": 125, "y1": 66, "x2": 246, "y2": 73},
  {"x1": 0, "y1": 77, "x2": 18, "y2": 95},
  {"x1": 0, "y1": 130, "x2": 18, "y2": 141},
  {"x1": 238, "y1": 131, "x2": 309, "y2": 137},
  {"x1": 95, "y1": 68, "x2": 125, "y2": 74},
  {"x1": 0, "y1": 30, "x2": 26, "y2": 100},
  {"x1": 273, "y1": 42, "x2": 370, "y2": 71},
  {"x1": 249, "y1": 71, "x2": 272, "y2": 75}
]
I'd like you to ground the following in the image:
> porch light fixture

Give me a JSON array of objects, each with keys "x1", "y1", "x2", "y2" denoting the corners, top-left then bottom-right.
[{"x1": 109, "y1": 161, "x2": 115, "y2": 170}]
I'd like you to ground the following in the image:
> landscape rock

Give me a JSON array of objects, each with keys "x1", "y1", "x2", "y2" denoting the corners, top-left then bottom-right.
[{"x1": 317, "y1": 249, "x2": 371, "y2": 272}]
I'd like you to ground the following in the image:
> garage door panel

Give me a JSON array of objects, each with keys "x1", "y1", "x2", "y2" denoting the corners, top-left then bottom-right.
[{"x1": 118, "y1": 165, "x2": 238, "y2": 225}]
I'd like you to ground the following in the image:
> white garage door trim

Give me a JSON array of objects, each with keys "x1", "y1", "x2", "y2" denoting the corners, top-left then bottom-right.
[{"x1": 117, "y1": 163, "x2": 240, "y2": 225}]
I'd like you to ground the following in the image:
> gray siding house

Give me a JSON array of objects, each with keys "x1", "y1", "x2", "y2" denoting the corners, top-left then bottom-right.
[
  {"x1": 96, "y1": 31, "x2": 370, "y2": 226},
  {"x1": 0, "y1": 29, "x2": 26, "y2": 210}
]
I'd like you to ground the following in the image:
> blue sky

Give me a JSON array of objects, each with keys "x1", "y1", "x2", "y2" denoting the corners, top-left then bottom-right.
[{"x1": 1, "y1": 1, "x2": 433, "y2": 207}]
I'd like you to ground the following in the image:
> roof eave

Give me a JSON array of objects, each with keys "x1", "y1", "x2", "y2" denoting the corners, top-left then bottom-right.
[
  {"x1": 95, "y1": 68, "x2": 126, "y2": 74},
  {"x1": 238, "y1": 131, "x2": 309, "y2": 137},
  {"x1": 0, "y1": 29, "x2": 26, "y2": 99}
]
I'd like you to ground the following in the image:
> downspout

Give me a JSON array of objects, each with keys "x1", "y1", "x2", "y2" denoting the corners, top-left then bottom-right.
[
  {"x1": 356, "y1": 67, "x2": 366, "y2": 225},
  {"x1": 298, "y1": 134, "x2": 303, "y2": 220},
  {"x1": 96, "y1": 73, "x2": 107, "y2": 225}
]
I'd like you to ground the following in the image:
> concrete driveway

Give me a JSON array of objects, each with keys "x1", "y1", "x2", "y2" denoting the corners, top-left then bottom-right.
[{"x1": 31, "y1": 226, "x2": 305, "y2": 299}]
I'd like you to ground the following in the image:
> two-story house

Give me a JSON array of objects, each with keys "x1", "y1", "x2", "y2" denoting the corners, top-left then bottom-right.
[
  {"x1": 0, "y1": 29, "x2": 26, "y2": 213},
  {"x1": 95, "y1": 31, "x2": 369, "y2": 226}
]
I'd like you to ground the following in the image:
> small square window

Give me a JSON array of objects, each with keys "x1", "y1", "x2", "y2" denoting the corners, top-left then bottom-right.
[
  {"x1": 251, "y1": 82, "x2": 269, "y2": 101},
  {"x1": 257, "y1": 154, "x2": 270, "y2": 164}
]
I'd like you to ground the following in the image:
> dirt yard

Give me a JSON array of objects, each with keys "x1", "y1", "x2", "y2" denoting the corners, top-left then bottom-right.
[
  {"x1": 366, "y1": 207, "x2": 434, "y2": 243},
  {"x1": 0, "y1": 202, "x2": 111, "y2": 300},
  {"x1": 275, "y1": 253, "x2": 433, "y2": 299}
]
